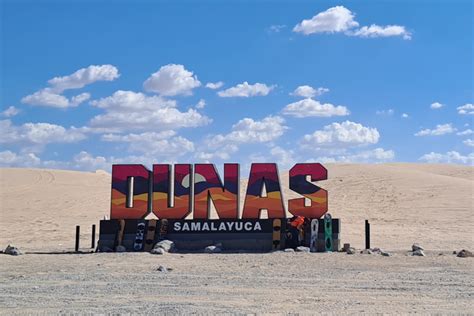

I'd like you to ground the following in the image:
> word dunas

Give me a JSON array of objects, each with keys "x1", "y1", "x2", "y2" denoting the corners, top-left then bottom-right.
[{"x1": 111, "y1": 163, "x2": 327, "y2": 220}]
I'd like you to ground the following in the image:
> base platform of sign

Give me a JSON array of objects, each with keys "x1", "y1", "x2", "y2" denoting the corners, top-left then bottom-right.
[{"x1": 97, "y1": 218, "x2": 341, "y2": 253}]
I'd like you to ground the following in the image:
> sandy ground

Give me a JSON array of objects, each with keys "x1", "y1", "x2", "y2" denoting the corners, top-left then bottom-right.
[
  {"x1": 0, "y1": 164, "x2": 473, "y2": 314},
  {"x1": 1, "y1": 252, "x2": 473, "y2": 314}
]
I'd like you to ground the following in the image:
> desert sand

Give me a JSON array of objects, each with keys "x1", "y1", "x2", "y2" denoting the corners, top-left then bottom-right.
[{"x1": 0, "y1": 164, "x2": 473, "y2": 314}]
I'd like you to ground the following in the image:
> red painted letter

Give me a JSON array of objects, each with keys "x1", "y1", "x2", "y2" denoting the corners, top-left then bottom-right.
[
  {"x1": 111, "y1": 164, "x2": 151, "y2": 219},
  {"x1": 288, "y1": 163, "x2": 328, "y2": 219},
  {"x1": 194, "y1": 164, "x2": 239, "y2": 219},
  {"x1": 242, "y1": 163, "x2": 285, "y2": 219},
  {"x1": 152, "y1": 164, "x2": 192, "y2": 219}
]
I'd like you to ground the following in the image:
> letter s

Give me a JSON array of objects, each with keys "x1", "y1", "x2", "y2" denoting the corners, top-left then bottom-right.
[{"x1": 288, "y1": 163, "x2": 328, "y2": 219}]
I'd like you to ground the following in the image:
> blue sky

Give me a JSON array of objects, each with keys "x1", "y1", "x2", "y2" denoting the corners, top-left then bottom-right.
[{"x1": 1, "y1": 0, "x2": 473, "y2": 171}]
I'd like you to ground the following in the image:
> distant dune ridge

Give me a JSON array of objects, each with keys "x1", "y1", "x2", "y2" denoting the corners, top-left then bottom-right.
[{"x1": 0, "y1": 163, "x2": 472, "y2": 251}]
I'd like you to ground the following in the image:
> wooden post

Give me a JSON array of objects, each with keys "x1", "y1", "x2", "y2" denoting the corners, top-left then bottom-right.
[
  {"x1": 75, "y1": 225, "x2": 80, "y2": 252},
  {"x1": 365, "y1": 220, "x2": 370, "y2": 249},
  {"x1": 91, "y1": 224, "x2": 96, "y2": 249}
]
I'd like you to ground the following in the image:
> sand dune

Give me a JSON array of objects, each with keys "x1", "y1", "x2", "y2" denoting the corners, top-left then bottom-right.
[
  {"x1": 1, "y1": 164, "x2": 473, "y2": 314},
  {"x1": 1, "y1": 163, "x2": 472, "y2": 251}
]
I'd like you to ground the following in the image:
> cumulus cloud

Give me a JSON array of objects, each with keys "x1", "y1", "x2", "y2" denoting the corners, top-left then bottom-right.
[
  {"x1": 293, "y1": 6, "x2": 359, "y2": 35},
  {"x1": 457, "y1": 129, "x2": 473, "y2": 136},
  {"x1": 282, "y1": 98, "x2": 349, "y2": 118},
  {"x1": 0, "y1": 119, "x2": 86, "y2": 149},
  {"x1": 301, "y1": 121, "x2": 379, "y2": 149},
  {"x1": 419, "y1": 151, "x2": 474, "y2": 165},
  {"x1": 415, "y1": 123, "x2": 456, "y2": 136},
  {"x1": 197, "y1": 116, "x2": 287, "y2": 160},
  {"x1": 463, "y1": 139, "x2": 474, "y2": 147},
  {"x1": 143, "y1": 64, "x2": 201, "y2": 96},
  {"x1": 47, "y1": 65, "x2": 119, "y2": 92},
  {"x1": 71, "y1": 151, "x2": 110, "y2": 171},
  {"x1": 401, "y1": 113, "x2": 409, "y2": 118},
  {"x1": 293, "y1": 6, "x2": 411, "y2": 40},
  {"x1": 348, "y1": 24, "x2": 411, "y2": 40},
  {"x1": 102, "y1": 131, "x2": 194, "y2": 158},
  {"x1": 1, "y1": 106, "x2": 20, "y2": 117},
  {"x1": 430, "y1": 102, "x2": 444, "y2": 109},
  {"x1": 89, "y1": 90, "x2": 211, "y2": 132},
  {"x1": 270, "y1": 146, "x2": 295, "y2": 169},
  {"x1": 205, "y1": 81, "x2": 224, "y2": 90},
  {"x1": 291, "y1": 85, "x2": 329, "y2": 98},
  {"x1": 217, "y1": 82, "x2": 275, "y2": 97},
  {"x1": 0, "y1": 150, "x2": 41, "y2": 167},
  {"x1": 457, "y1": 103, "x2": 474, "y2": 115},
  {"x1": 22, "y1": 65, "x2": 119, "y2": 108},
  {"x1": 336, "y1": 148, "x2": 395, "y2": 163},
  {"x1": 195, "y1": 99, "x2": 206, "y2": 109}
]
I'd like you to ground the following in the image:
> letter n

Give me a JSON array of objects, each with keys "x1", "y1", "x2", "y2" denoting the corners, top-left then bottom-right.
[
  {"x1": 194, "y1": 164, "x2": 239, "y2": 219},
  {"x1": 110, "y1": 164, "x2": 151, "y2": 219}
]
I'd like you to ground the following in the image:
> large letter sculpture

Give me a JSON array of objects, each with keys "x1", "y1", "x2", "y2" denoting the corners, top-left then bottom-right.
[
  {"x1": 152, "y1": 164, "x2": 192, "y2": 219},
  {"x1": 242, "y1": 163, "x2": 286, "y2": 219},
  {"x1": 194, "y1": 164, "x2": 239, "y2": 219},
  {"x1": 110, "y1": 164, "x2": 151, "y2": 219},
  {"x1": 288, "y1": 163, "x2": 328, "y2": 219}
]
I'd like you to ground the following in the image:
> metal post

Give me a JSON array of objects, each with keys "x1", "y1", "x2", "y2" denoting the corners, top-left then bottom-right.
[
  {"x1": 365, "y1": 220, "x2": 370, "y2": 249},
  {"x1": 91, "y1": 224, "x2": 96, "y2": 249},
  {"x1": 75, "y1": 225, "x2": 80, "y2": 252}
]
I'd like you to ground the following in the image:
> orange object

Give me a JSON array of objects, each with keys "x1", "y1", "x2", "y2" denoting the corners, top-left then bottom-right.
[{"x1": 290, "y1": 216, "x2": 305, "y2": 229}]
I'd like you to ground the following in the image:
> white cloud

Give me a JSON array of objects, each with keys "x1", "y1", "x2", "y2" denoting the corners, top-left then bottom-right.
[
  {"x1": 196, "y1": 99, "x2": 206, "y2": 109},
  {"x1": 457, "y1": 129, "x2": 473, "y2": 136},
  {"x1": 336, "y1": 148, "x2": 395, "y2": 163},
  {"x1": 291, "y1": 85, "x2": 329, "y2": 98},
  {"x1": 217, "y1": 82, "x2": 275, "y2": 97},
  {"x1": 282, "y1": 98, "x2": 349, "y2": 118},
  {"x1": 293, "y1": 6, "x2": 359, "y2": 35},
  {"x1": 0, "y1": 119, "x2": 86, "y2": 148},
  {"x1": 143, "y1": 64, "x2": 201, "y2": 96},
  {"x1": 430, "y1": 102, "x2": 444, "y2": 109},
  {"x1": 457, "y1": 103, "x2": 474, "y2": 115},
  {"x1": 22, "y1": 89, "x2": 90, "y2": 108},
  {"x1": 198, "y1": 116, "x2": 287, "y2": 161},
  {"x1": 89, "y1": 90, "x2": 211, "y2": 132},
  {"x1": 1, "y1": 106, "x2": 20, "y2": 117},
  {"x1": 463, "y1": 139, "x2": 474, "y2": 147},
  {"x1": 348, "y1": 24, "x2": 411, "y2": 40},
  {"x1": 209, "y1": 116, "x2": 287, "y2": 147},
  {"x1": 47, "y1": 64, "x2": 119, "y2": 93},
  {"x1": 71, "y1": 151, "x2": 110, "y2": 171},
  {"x1": 205, "y1": 81, "x2": 224, "y2": 90},
  {"x1": 301, "y1": 121, "x2": 379, "y2": 149},
  {"x1": 419, "y1": 151, "x2": 474, "y2": 165},
  {"x1": 376, "y1": 109, "x2": 394, "y2": 116},
  {"x1": 21, "y1": 65, "x2": 118, "y2": 108},
  {"x1": 293, "y1": 6, "x2": 411, "y2": 40},
  {"x1": 267, "y1": 24, "x2": 287, "y2": 33},
  {"x1": 102, "y1": 131, "x2": 194, "y2": 158},
  {"x1": 0, "y1": 150, "x2": 41, "y2": 167},
  {"x1": 401, "y1": 113, "x2": 409, "y2": 118},
  {"x1": 270, "y1": 146, "x2": 295, "y2": 169},
  {"x1": 415, "y1": 123, "x2": 456, "y2": 136}
]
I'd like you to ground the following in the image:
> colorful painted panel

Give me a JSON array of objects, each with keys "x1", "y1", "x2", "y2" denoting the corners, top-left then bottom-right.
[
  {"x1": 152, "y1": 164, "x2": 192, "y2": 219},
  {"x1": 288, "y1": 163, "x2": 328, "y2": 219},
  {"x1": 110, "y1": 164, "x2": 151, "y2": 219},
  {"x1": 242, "y1": 163, "x2": 285, "y2": 219},
  {"x1": 194, "y1": 164, "x2": 239, "y2": 219}
]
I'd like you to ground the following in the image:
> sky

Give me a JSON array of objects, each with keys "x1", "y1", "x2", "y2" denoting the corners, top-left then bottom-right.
[{"x1": 1, "y1": 0, "x2": 473, "y2": 172}]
